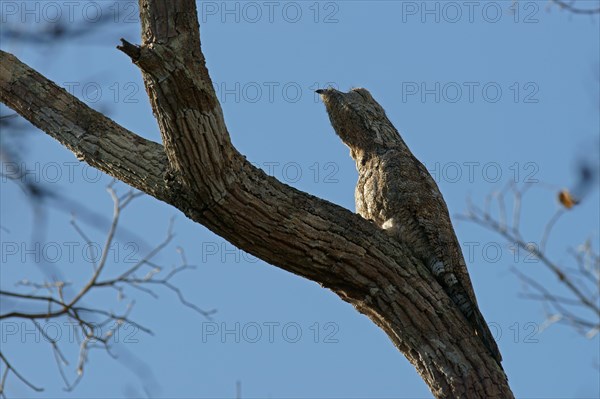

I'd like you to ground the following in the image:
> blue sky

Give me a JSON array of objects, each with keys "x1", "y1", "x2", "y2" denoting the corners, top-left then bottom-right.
[{"x1": 1, "y1": 1, "x2": 599, "y2": 398}]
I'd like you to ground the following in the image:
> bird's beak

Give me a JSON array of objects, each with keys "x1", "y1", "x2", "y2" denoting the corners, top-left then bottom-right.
[{"x1": 315, "y1": 89, "x2": 325, "y2": 94}]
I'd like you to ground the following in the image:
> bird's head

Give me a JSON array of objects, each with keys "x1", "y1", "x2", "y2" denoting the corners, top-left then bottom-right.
[
  {"x1": 316, "y1": 87, "x2": 377, "y2": 111},
  {"x1": 316, "y1": 87, "x2": 403, "y2": 156}
]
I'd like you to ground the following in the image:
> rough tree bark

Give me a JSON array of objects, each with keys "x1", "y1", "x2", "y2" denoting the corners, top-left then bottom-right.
[{"x1": 0, "y1": 1, "x2": 514, "y2": 397}]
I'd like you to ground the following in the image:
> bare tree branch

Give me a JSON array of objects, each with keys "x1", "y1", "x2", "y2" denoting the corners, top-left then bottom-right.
[
  {"x1": 459, "y1": 183, "x2": 600, "y2": 339},
  {"x1": 0, "y1": 186, "x2": 213, "y2": 392},
  {"x1": 0, "y1": 352, "x2": 44, "y2": 396}
]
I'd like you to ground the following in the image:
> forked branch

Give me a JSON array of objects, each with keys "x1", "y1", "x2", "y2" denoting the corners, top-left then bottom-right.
[{"x1": 0, "y1": 0, "x2": 513, "y2": 397}]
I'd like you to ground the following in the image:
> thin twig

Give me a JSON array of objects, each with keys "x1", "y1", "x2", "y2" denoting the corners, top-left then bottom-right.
[
  {"x1": 0, "y1": 352, "x2": 43, "y2": 393},
  {"x1": 459, "y1": 182, "x2": 599, "y2": 338},
  {"x1": 0, "y1": 184, "x2": 213, "y2": 394},
  {"x1": 550, "y1": 0, "x2": 600, "y2": 14}
]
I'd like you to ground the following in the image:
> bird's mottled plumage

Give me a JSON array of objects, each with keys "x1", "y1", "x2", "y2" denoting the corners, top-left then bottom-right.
[{"x1": 317, "y1": 87, "x2": 502, "y2": 364}]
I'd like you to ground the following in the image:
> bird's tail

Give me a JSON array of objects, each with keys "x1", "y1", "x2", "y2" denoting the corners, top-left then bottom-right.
[{"x1": 470, "y1": 307, "x2": 503, "y2": 367}]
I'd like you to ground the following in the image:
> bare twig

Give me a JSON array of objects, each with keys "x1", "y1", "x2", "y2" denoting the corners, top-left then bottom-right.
[
  {"x1": 0, "y1": 352, "x2": 44, "y2": 396},
  {"x1": 549, "y1": 0, "x2": 600, "y2": 15},
  {"x1": 458, "y1": 182, "x2": 600, "y2": 338},
  {"x1": 0, "y1": 185, "x2": 214, "y2": 394},
  {"x1": 540, "y1": 209, "x2": 565, "y2": 252}
]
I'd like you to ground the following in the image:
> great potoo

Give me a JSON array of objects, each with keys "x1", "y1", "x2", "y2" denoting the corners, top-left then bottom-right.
[{"x1": 316, "y1": 87, "x2": 502, "y2": 365}]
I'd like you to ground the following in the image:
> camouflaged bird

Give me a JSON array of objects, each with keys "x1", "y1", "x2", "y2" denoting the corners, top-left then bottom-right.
[{"x1": 316, "y1": 87, "x2": 502, "y2": 365}]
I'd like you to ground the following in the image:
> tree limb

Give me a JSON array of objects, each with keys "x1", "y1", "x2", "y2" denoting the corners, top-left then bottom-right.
[{"x1": 0, "y1": 51, "x2": 170, "y2": 202}]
